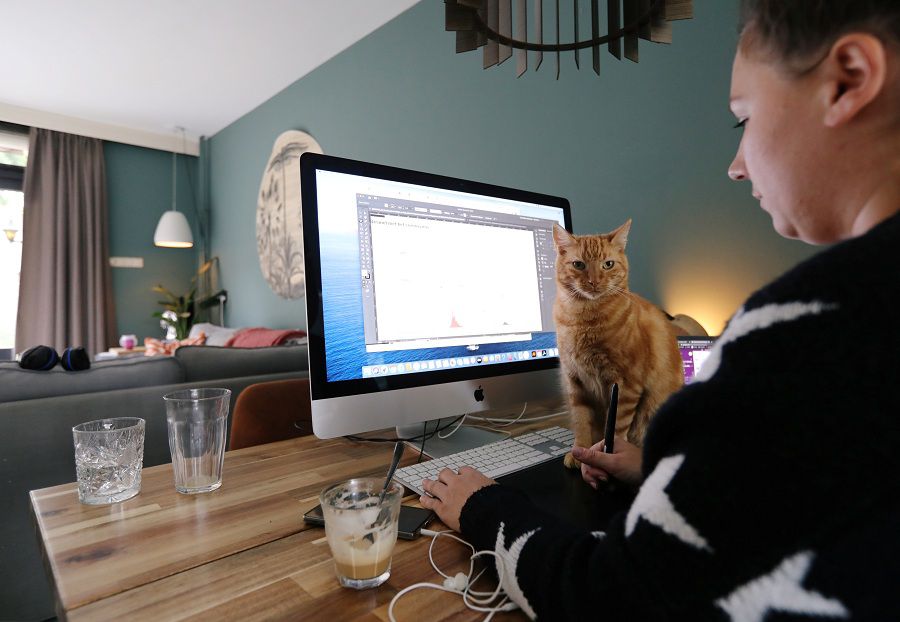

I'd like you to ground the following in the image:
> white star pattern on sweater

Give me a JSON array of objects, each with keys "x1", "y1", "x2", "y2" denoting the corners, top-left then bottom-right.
[
  {"x1": 715, "y1": 551, "x2": 849, "y2": 622},
  {"x1": 626, "y1": 454, "x2": 711, "y2": 551},
  {"x1": 696, "y1": 300, "x2": 837, "y2": 382},
  {"x1": 494, "y1": 522, "x2": 539, "y2": 620}
]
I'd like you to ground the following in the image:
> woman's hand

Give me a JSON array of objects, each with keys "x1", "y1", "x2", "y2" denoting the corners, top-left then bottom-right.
[
  {"x1": 419, "y1": 466, "x2": 496, "y2": 532},
  {"x1": 573, "y1": 437, "x2": 643, "y2": 489}
]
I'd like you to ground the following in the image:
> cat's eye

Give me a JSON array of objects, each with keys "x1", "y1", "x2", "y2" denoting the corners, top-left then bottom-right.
[
  {"x1": 572, "y1": 260, "x2": 586, "y2": 271},
  {"x1": 602, "y1": 260, "x2": 615, "y2": 270}
]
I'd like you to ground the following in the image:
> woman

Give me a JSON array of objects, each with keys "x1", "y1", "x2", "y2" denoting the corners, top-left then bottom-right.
[{"x1": 420, "y1": 1, "x2": 900, "y2": 619}]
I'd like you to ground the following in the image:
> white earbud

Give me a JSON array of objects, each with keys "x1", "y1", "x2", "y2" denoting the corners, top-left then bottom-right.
[
  {"x1": 442, "y1": 572, "x2": 468, "y2": 591},
  {"x1": 388, "y1": 529, "x2": 519, "y2": 622}
]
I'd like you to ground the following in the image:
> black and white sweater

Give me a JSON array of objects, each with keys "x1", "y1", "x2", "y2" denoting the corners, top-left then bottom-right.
[{"x1": 459, "y1": 211, "x2": 900, "y2": 621}]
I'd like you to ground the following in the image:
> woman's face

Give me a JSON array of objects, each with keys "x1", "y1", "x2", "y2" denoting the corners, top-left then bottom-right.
[{"x1": 728, "y1": 47, "x2": 842, "y2": 244}]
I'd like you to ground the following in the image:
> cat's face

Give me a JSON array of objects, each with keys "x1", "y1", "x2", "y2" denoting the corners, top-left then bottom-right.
[{"x1": 553, "y1": 221, "x2": 631, "y2": 301}]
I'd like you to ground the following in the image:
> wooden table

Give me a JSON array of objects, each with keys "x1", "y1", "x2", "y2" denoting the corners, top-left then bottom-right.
[{"x1": 31, "y1": 414, "x2": 567, "y2": 621}]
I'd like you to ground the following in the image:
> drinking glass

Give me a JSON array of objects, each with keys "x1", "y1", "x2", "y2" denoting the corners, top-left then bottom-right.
[
  {"x1": 163, "y1": 388, "x2": 231, "y2": 494},
  {"x1": 320, "y1": 477, "x2": 403, "y2": 589},
  {"x1": 72, "y1": 417, "x2": 145, "y2": 505}
]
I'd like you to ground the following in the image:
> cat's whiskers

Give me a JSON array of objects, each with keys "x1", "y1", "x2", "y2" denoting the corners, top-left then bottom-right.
[
  {"x1": 606, "y1": 284, "x2": 631, "y2": 299},
  {"x1": 564, "y1": 282, "x2": 584, "y2": 299}
]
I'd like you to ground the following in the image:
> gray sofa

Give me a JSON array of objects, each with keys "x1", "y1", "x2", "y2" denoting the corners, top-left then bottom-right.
[{"x1": 0, "y1": 344, "x2": 310, "y2": 622}]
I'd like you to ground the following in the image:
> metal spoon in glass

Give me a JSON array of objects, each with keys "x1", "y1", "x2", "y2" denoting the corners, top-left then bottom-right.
[{"x1": 365, "y1": 441, "x2": 405, "y2": 538}]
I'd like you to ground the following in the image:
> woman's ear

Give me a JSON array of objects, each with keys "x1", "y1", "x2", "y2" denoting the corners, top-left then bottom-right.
[{"x1": 822, "y1": 33, "x2": 887, "y2": 128}]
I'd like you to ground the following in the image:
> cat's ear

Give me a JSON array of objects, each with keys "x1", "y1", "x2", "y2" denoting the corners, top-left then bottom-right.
[
  {"x1": 553, "y1": 224, "x2": 576, "y2": 255},
  {"x1": 610, "y1": 219, "x2": 632, "y2": 249}
]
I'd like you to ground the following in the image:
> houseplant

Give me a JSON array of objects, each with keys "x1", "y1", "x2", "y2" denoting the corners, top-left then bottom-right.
[
  {"x1": 152, "y1": 258, "x2": 219, "y2": 340},
  {"x1": 152, "y1": 284, "x2": 195, "y2": 340}
]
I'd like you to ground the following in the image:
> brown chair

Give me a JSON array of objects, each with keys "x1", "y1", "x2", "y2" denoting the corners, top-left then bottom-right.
[{"x1": 229, "y1": 378, "x2": 314, "y2": 450}]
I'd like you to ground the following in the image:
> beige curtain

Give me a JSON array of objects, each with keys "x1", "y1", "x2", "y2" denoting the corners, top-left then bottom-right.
[{"x1": 15, "y1": 128, "x2": 116, "y2": 355}]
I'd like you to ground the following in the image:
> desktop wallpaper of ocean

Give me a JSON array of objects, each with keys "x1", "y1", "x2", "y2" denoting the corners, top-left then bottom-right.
[{"x1": 321, "y1": 234, "x2": 556, "y2": 382}]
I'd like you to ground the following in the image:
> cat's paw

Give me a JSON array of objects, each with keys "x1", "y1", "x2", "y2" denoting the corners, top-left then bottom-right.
[{"x1": 563, "y1": 452, "x2": 581, "y2": 469}]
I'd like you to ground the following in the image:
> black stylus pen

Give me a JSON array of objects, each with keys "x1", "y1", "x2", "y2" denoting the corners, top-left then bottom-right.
[{"x1": 604, "y1": 383, "x2": 618, "y2": 454}]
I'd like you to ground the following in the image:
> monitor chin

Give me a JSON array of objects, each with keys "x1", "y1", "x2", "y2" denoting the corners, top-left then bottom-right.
[{"x1": 311, "y1": 368, "x2": 561, "y2": 443}]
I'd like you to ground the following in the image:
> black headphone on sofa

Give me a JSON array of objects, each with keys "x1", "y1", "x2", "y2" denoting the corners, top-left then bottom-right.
[{"x1": 18, "y1": 345, "x2": 91, "y2": 371}]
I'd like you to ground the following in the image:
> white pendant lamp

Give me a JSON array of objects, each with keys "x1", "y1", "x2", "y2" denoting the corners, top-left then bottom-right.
[
  {"x1": 153, "y1": 210, "x2": 193, "y2": 248},
  {"x1": 154, "y1": 128, "x2": 194, "y2": 248}
]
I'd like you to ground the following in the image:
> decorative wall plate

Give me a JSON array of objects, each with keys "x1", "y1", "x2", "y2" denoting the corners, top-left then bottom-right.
[{"x1": 256, "y1": 130, "x2": 323, "y2": 299}]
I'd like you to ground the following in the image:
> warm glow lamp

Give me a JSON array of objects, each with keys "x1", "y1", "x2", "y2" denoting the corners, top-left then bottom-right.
[
  {"x1": 153, "y1": 210, "x2": 193, "y2": 248},
  {"x1": 154, "y1": 128, "x2": 194, "y2": 248}
]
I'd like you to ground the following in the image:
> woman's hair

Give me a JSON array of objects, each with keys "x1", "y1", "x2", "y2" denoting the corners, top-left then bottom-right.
[{"x1": 739, "y1": 0, "x2": 900, "y2": 64}]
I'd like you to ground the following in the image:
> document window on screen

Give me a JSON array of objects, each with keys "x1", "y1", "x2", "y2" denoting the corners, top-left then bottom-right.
[{"x1": 358, "y1": 195, "x2": 557, "y2": 355}]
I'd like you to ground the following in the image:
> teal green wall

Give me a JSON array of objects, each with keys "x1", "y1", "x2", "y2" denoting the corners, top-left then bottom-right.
[
  {"x1": 105, "y1": 142, "x2": 199, "y2": 342},
  {"x1": 208, "y1": 0, "x2": 815, "y2": 335}
]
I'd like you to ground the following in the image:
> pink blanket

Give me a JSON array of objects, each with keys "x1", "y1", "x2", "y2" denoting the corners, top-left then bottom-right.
[{"x1": 225, "y1": 327, "x2": 306, "y2": 348}]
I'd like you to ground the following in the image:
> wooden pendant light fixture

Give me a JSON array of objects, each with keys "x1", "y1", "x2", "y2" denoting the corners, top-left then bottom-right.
[{"x1": 445, "y1": 0, "x2": 693, "y2": 78}]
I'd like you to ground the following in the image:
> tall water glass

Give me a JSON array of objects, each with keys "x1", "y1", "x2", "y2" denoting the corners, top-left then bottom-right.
[
  {"x1": 163, "y1": 388, "x2": 231, "y2": 494},
  {"x1": 72, "y1": 417, "x2": 145, "y2": 505}
]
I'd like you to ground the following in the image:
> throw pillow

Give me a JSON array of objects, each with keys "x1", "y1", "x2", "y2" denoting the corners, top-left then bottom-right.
[
  {"x1": 144, "y1": 332, "x2": 207, "y2": 356},
  {"x1": 188, "y1": 322, "x2": 240, "y2": 347}
]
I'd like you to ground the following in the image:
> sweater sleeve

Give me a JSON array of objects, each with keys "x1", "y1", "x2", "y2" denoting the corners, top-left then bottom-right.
[
  {"x1": 457, "y1": 212, "x2": 900, "y2": 620},
  {"x1": 458, "y1": 385, "x2": 896, "y2": 621},
  {"x1": 460, "y1": 484, "x2": 670, "y2": 620},
  {"x1": 458, "y1": 421, "x2": 776, "y2": 620}
]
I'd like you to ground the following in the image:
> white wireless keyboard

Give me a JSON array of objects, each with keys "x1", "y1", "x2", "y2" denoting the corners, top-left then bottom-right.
[{"x1": 394, "y1": 426, "x2": 574, "y2": 496}]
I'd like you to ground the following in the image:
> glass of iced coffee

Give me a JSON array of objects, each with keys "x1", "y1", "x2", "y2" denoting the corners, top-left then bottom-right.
[{"x1": 320, "y1": 477, "x2": 403, "y2": 589}]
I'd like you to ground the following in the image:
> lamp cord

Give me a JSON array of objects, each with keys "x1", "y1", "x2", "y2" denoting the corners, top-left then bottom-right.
[
  {"x1": 171, "y1": 147, "x2": 177, "y2": 212},
  {"x1": 177, "y1": 126, "x2": 206, "y2": 253}
]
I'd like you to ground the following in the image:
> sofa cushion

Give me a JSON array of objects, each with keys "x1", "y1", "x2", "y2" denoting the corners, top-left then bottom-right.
[
  {"x1": 0, "y1": 356, "x2": 185, "y2": 403},
  {"x1": 175, "y1": 343, "x2": 309, "y2": 382},
  {"x1": 189, "y1": 322, "x2": 241, "y2": 347}
]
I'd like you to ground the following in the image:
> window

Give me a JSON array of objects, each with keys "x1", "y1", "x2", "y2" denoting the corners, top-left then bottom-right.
[{"x1": 0, "y1": 129, "x2": 27, "y2": 350}]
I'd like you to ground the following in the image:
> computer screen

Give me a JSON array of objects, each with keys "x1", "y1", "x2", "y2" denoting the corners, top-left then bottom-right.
[
  {"x1": 300, "y1": 153, "x2": 571, "y2": 448},
  {"x1": 677, "y1": 336, "x2": 716, "y2": 384}
]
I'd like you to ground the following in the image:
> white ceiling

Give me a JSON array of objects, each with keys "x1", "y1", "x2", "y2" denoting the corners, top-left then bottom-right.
[{"x1": 1, "y1": 0, "x2": 421, "y2": 152}]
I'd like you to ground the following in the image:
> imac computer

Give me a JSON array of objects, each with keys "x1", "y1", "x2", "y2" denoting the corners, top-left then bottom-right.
[{"x1": 300, "y1": 153, "x2": 571, "y2": 457}]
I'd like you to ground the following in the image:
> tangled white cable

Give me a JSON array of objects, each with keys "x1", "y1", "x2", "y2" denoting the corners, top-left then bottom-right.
[
  {"x1": 387, "y1": 529, "x2": 519, "y2": 622},
  {"x1": 444, "y1": 571, "x2": 469, "y2": 590}
]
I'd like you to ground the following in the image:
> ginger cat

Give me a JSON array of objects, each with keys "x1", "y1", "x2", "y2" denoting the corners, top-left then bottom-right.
[{"x1": 553, "y1": 220, "x2": 684, "y2": 469}]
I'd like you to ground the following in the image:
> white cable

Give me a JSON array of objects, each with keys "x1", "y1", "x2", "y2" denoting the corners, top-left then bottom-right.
[
  {"x1": 445, "y1": 405, "x2": 568, "y2": 440},
  {"x1": 462, "y1": 402, "x2": 528, "y2": 431},
  {"x1": 388, "y1": 529, "x2": 519, "y2": 621},
  {"x1": 455, "y1": 402, "x2": 529, "y2": 437},
  {"x1": 387, "y1": 581, "x2": 469, "y2": 621},
  {"x1": 438, "y1": 413, "x2": 468, "y2": 439},
  {"x1": 491, "y1": 402, "x2": 529, "y2": 427},
  {"x1": 426, "y1": 529, "x2": 473, "y2": 580},
  {"x1": 425, "y1": 530, "x2": 492, "y2": 597},
  {"x1": 466, "y1": 410, "x2": 568, "y2": 424}
]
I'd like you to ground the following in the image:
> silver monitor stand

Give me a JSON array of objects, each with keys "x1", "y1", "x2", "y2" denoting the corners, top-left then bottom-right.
[{"x1": 397, "y1": 419, "x2": 506, "y2": 459}]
